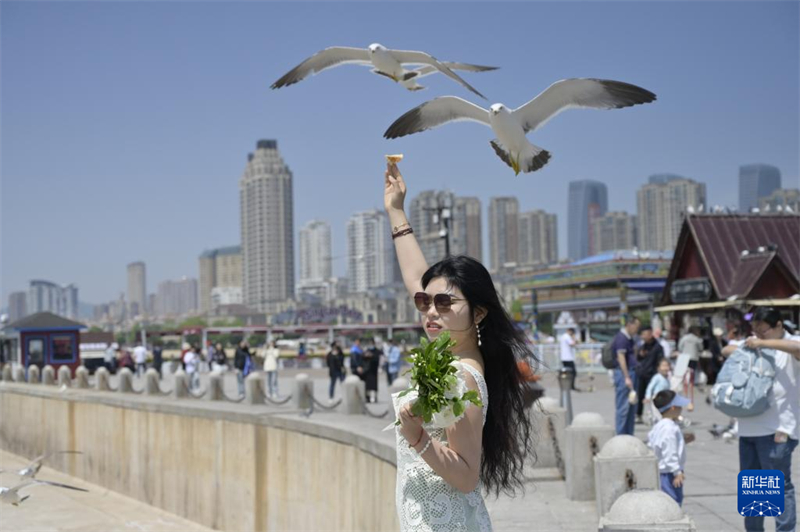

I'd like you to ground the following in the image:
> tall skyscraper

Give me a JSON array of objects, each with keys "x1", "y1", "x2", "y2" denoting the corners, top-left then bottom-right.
[
  {"x1": 567, "y1": 180, "x2": 608, "y2": 260},
  {"x1": 489, "y1": 197, "x2": 520, "y2": 270},
  {"x1": 198, "y1": 246, "x2": 242, "y2": 313},
  {"x1": 452, "y1": 197, "x2": 483, "y2": 261},
  {"x1": 240, "y1": 140, "x2": 294, "y2": 311},
  {"x1": 8, "y1": 292, "x2": 27, "y2": 322},
  {"x1": 27, "y1": 280, "x2": 78, "y2": 318},
  {"x1": 127, "y1": 262, "x2": 146, "y2": 316},
  {"x1": 637, "y1": 176, "x2": 706, "y2": 251},
  {"x1": 518, "y1": 210, "x2": 558, "y2": 266},
  {"x1": 156, "y1": 277, "x2": 199, "y2": 316},
  {"x1": 739, "y1": 164, "x2": 781, "y2": 212},
  {"x1": 299, "y1": 220, "x2": 332, "y2": 283},
  {"x1": 347, "y1": 210, "x2": 393, "y2": 293},
  {"x1": 591, "y1": 212, "x2": 637, "y2": 253}
]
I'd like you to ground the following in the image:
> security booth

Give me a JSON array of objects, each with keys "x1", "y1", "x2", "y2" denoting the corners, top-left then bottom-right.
[{"x1": 3, "y1": 312, "x2": 87, "y2": 376}]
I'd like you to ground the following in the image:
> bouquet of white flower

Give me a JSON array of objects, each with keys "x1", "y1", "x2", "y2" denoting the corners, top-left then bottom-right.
[{"x1": 388, "y1": 331, "x2": 482, "y2": 430}]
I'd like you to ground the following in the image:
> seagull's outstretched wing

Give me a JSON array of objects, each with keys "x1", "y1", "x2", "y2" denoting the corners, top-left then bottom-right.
[
  {"x1": 384, "y1": 97, "x2": 490, "y2": 139},
  {"x1": 410, "y1": 62, "x2": 498, "y2": 80},
  {"x1": 271, "y1": 47, "x2": 371, "y2": 89},
  {"x1": 389, "y1": 50, "x2": 488, "y2": 99},
  {"x1": 512, "y1": 79, "x2": 656, "y2": 133},
  {"x1": 25, "y1": 450, "x2": 83, "y2": 476},
  {"x1": 10, "y1": 480, "x2": 89, "y2": 494}
]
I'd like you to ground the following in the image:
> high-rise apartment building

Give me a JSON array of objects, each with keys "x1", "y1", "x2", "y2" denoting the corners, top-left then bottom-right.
[
  {"x1": 637, "y1": 176, "x2": 706, "y2": 251},
  {"x1": 518, "y1": 210, "x2": 558, "y2": 265},
  {"x1": 240, "y1": 140, "x2": 294, "y2": 311}
]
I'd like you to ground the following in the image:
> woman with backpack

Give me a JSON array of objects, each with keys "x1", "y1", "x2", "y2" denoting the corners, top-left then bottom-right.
[{"x1": 721, "y1": 307, "x2": 800, "y2": 532}]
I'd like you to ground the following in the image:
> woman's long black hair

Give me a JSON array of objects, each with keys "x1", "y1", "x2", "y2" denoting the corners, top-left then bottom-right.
[{"x1": 421, "y1": 255, "x2": 536, "y2": 497}]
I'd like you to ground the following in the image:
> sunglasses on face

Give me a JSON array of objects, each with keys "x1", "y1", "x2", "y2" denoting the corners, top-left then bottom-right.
[{"x1": 414, "y1": 292, "x2": 466, "y2": 313}]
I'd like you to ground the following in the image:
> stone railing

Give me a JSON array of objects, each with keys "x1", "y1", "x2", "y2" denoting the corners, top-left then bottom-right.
[{"x1": 0, "y1": 365, "x2": 399, "y2": 532}]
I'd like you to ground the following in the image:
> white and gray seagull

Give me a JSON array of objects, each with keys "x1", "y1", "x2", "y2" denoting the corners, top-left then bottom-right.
[
  {"x1": 271, "y1": 44, "x2": 496, "y2": 99},
  {"x1": 0, "y1": 480, "x2": 88, "y2": 506},
  {"x1": 384, "y1": 78, "x2": 656, "y2": 175},
  {"x1": 0, "y1": 451, "x2": 83, "y2": 480}
]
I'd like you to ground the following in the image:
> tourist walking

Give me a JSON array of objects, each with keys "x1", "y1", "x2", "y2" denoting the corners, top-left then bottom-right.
[
  {"x1": 263, "y1": 340, "x2": 280, "y2": 398},
  {"x1": 732, "y1": 307, "x2": 799, "y2": 532},
  {"x1": 386, "y1": 338, "x2": 402, "y2": 386},
  {"x1": 635, "y1": 326, "x2": 664, "y2": 424},
  {"x1": 559, "y1": 327, "x2": 579, "y2": 391},
  {"x1": 234, "y1": 341, "x2": 252, "y2": 397},
  {"x1": 133, "y1": 342, "x2": 148, "y2": 377},
  {"x1": 349, "y1": 338, "x2": 364, "y2": 379},
  {"x1": 364, "y1": 338, "x2": 381, "y2": 403},
  {"x1": 385, "y1": 159, "x2": 534, "y2": 531},
  {"x1": 611, "y1": 316, "x2": 640, "y2": 435},
  {"x1": 326, "y1": 342, "x2": 345, "y2": 399},
  {"x1": 183, "y1": 345, "x2": 200, "y2": 390},
  {"x1": 211, "y1": 342, "x2": 228, "y2": 372},
  {"x1": 152, "y1": 344, "x2": 163, "y2": 378}
]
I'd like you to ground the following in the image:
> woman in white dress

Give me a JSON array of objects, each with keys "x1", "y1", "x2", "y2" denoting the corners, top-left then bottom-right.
[{"x1": 384, "y1": 161, "x2": 536, "y2": 532}]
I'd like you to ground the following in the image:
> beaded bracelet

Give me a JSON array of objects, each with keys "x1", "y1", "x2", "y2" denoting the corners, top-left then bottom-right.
[{"x1": 417, "y1": 436, "x2": 432, "y2": 456}]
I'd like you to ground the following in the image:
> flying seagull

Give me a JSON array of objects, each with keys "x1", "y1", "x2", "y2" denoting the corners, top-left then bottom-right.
[
  {"x1": 0, "y1": 480, "x2": 88, "y2": 506},
  {"x1": 271, "y1": 44, "x2": 496, "y2": 99},
  {"x1": 0, "y1": 451, "x2": 83, "y2": 479},
  {"x1": 384, "y1": 78, "x2": 656, "y2": 175}
]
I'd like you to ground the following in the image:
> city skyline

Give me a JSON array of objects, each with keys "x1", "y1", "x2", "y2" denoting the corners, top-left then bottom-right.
[{"x1": 2, "y1": 2, "x2": 798, "y2": 304}]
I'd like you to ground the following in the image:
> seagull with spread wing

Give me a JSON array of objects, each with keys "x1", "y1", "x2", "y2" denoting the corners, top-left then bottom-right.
[
  {"x1": 0, "y1": 451, "x2": 83, "y2": 480},
  {"x1": 0, "y1": 480, "x2": 89, "y2": 506},
  {"x1": 271, "y1": 44, "x2": 496, "y2": 99},
  {"x1": 384, "y1": 78, "x2": 656, "y2": 175}
]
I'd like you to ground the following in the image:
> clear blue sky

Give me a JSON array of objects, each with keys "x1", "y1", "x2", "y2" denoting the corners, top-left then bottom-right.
[{"x1": 2, "y1": 1, "x2": 798, "y2": 305}]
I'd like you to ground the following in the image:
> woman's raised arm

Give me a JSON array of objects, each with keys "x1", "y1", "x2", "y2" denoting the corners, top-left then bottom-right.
[{"x1": 384, "y1": 161, "x2": 429, "y2": 297}]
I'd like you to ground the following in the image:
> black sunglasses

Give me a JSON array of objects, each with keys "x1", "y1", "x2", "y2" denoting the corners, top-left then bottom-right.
[{"x1": 414, "y1": 292, "x2": 466, "y2": 313}]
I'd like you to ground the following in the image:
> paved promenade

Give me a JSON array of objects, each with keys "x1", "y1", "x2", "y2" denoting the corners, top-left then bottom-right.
[{"x1": 4, "y1": 366, "x2": 796, "y2": 531}]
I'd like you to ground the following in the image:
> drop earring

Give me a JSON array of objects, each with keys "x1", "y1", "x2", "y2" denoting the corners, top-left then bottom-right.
[{"x1": 476, "y1": 323, "x2": 482, "y2": 347}]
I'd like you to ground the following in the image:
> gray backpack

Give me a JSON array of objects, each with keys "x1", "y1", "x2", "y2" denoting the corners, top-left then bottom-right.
[{"x1": 712, "y1": 347, "x2": 776, "y2": 418}]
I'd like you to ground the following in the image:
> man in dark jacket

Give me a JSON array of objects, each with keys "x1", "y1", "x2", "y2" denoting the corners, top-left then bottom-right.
[
  {"x1": 234, "y1": 341, "x2": 251, "y2": 397},
  {"x1": 635, "y1": 326, "x2": 664, "y2": 423},
  {"x1": 363, "y1": 338, "x2": 382, "y2": 403},
  {"x1": 152, "y1": 344, "x2": 163, "y2": 378}
]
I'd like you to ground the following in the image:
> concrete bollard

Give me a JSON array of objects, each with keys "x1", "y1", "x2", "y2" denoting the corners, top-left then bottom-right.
[
  {"x1": 2, "y1": 365, "x2": 12, "y2": 382},
  {"x1": 28, "y1": 365, "x2": 41, "y2": 384},
  {"x1": 244, "y1": 372, "x2": 264, "y2": 405},
  {"x1": 342, "y1": 375, "x2": 366, "y2": 415},
  {"x1": 389, "y1": 377, "x2": 410, "y2": 420},
  {"x1": 527, "y1": 396, "x2": 567, "y2": 476},
  {"x1": 95, "y1": 367, "x2": 111, "y2": 391},
  {"x1": 42, "y1": 365, "x2": 56, "y2": 385},
  {"x1": 206, "y1": 372, "x2": 224, "y2": 401},
  {"x1": 594, "y1": 435, "x2": 660, "y2": 517},
  {"x1": 598, "y1": 489, "x2": 697, "y2": 531},
  {"x1": 14, "y1": 366, "x2": 26, "y2": 383},
  {"x1": 173, "y1": 369, "x2": 189, "y2": 398},
  {"x1": 145, "y1": 368, "x2": 162, "y2": 395},
  {"x1": 118, "y1": 367, "x2": 134, "y2": 393},
  {"x1": 75, "y1": 366, "x2": 90, "y2": 388},
  {"x1": 57, "y1": 366, "x2": 72, "y2": 387},
  {"x1": 565, "y1": 412, "x2": 615, "y2": 501},
  {"x1": 293, "y1": 374, "x2": 313, "y2": 410}
]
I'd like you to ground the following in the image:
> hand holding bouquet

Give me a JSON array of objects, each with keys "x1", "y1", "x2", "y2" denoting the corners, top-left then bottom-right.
[{"x1": 392, "y1": 331, "x2": 482, "y2": 429}]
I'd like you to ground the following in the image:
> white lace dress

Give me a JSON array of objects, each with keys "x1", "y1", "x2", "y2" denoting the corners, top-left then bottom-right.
[{"x1": 394, "y1": 362, "x2": 492, "y2": 532}]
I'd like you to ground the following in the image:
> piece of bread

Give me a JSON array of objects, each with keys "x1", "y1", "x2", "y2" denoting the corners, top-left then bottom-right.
[{"x1": 385, "y1": 154, "x2": 404, "y2": 164}]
